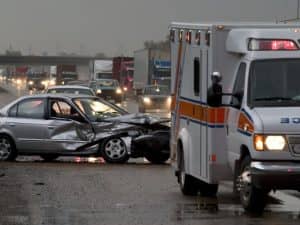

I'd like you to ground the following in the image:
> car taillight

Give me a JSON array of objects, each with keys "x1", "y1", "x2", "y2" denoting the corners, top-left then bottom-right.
[{"x1": 249, "y1": 39, "x2": 299, "y2": 51}]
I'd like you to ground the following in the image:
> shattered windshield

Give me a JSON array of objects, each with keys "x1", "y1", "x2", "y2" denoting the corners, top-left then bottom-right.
[{"x1": 73, "y1": 98, "x2": 124, "y2": 121}]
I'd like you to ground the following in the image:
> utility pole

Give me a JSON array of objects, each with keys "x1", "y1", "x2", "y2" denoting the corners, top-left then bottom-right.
[
  {"x1": 297, "y1": 0, "x2": 300, "y2": 19},
  {"x1": 281, "y1": 0, "x2": 300, "y2": 22}
]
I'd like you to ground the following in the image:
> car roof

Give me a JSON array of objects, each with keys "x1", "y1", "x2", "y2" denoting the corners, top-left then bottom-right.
[
  {"x1": 18, "y1": 93, "x2": 97, "y2": 100},
  {"x1": 144, "y1": 85, "x2": 169, "y2": 88},
  {"x1": 47, "y1": 85, "x2": 91, "y2": 90}
]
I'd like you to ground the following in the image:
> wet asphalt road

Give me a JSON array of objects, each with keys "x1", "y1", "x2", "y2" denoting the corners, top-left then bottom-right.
[{"x1": 0, "y1": 83, "x2": 300, "y2": 225}]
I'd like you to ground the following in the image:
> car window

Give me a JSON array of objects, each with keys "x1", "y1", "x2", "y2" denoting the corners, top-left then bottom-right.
[
  {"x1": 74, "y1": 98, "x2": 124, "y2": 121},
  {"x1": 50, "y1": 99, "x2": 79, "y2": 119},
  {"x1": 17, "y1": 99, "x2": 45, "y2": 119},
  {"x1": 8, "y1": 104, "x2": 17, "y2": 117},
  {"x1": 144, "y1": 86, "x2": 170, "y2": 95}
]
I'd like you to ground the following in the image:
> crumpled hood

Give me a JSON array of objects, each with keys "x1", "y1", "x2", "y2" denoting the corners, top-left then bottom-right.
[
  {"x1": 254, "y1": 107, "x2": 300, "y2": 134},
  {"x1": 103, "y1": 113, "x2": 170, "y2": 125}
]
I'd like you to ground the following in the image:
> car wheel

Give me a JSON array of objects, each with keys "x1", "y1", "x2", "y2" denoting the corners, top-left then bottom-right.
[
  {"x1": 199, "y1": 181, "x2": 218, "y2": 197},
  {"x1": 0, "y1": 135, "x2": 17, "y2": 161},
  {"x1": 101, "y1": 138, "x2": 129, "y2": 164},
  {"x1": 178, "y1": 152, "x2": 199, "y2": 196},
  {"x1": 239, "y1": 156, "x2": 267, "y2": 213},
  {"x1": 40, "y1": 155, "x2": 59, "y2": 162},
  {"x1": 145, "y1": 152, "x2": 169, "y2": 164}
]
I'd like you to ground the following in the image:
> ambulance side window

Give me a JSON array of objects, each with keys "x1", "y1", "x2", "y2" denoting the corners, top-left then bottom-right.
[
  {"x1": 232, "y1": 63, "x2": 246, "y2": 108},
  {"x1": 194, "y1": 57, "x2": 200, "y2": 96}
]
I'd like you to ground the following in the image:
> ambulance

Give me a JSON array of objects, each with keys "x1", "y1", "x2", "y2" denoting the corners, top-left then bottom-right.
[{"x1": 170, "y1": 22, "x2": 300, "y2": 212}]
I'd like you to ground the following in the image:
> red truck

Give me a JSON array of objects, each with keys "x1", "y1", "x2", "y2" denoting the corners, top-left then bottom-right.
[
  {"x1": 56, "y1": 65, "x2": 78, "y2": 85},
  {"x1": 112, "y1": 57, "x2": 134, "y2": 91}
]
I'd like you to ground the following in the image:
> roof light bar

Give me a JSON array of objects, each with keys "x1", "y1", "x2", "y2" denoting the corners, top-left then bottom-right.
[
  {"x1": 195, "y1": 31, "x2": 201, "y2": 45},
  {"x1": 170, "y1": 29, "x2": 175, "y2": 42},
  {"x1": 186, "y1": 30, "x2": 192, "y2": 44},
  {"x1": 248, "y1": 39, "x2": 299, "y2": 51}
]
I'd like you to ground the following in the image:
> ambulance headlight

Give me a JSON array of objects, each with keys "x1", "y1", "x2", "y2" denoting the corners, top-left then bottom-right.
[
  {"x1": 254, "y1": 135, "x2": 286, "y2": 151},
  {"x1": 28, "y1": 81, "x2": 34, "y2": 85},
  {"x1": 143, "y1": 97, "x2": 151, "y2": 104},
  {"x1": 96, "y1": 89, "x2": 102, "y2": 94},
  {"x1": 265, "y1": 136, "x2": 286, "y2": 150}
]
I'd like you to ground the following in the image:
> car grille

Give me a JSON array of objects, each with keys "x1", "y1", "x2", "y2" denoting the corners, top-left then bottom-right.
[
  {"x1": 101, "y1": 90, "x2": 116, "y2": 96},
  {"x1": 151, "y1": 97, "x2": 167, "y2": 104},
  {"x1": 287, "y1": 136, "x2": 300, "y2": 155}
]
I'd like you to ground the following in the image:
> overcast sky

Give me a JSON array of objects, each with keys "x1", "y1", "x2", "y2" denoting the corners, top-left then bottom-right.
[{"x1": 0, "y1": 0, "x2": 296, "y2": 56}]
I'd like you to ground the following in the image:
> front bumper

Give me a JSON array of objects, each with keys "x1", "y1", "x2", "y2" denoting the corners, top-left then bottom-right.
[{"x1": 251, "y1": 161, "x2": 300, "y2": 190}]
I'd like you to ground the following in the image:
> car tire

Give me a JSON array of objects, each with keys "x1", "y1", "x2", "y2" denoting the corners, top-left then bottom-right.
[
  {"x1": 239, "y1": 156, "x2": 267, "y2": 213},
  {"x1": 144, "y1": 152, "x2": 169, "y2": 164},
  {"x1": 40, "y1": 155, "x2": 59, "y2": 162},
  {"x1": 199, "y1": 181, "x2": 218, "y2": 197},
  {"x1": 101, "y1": 138, "x2": 129, "y2": 164},
  {"x1": 0, "y1": 134, "x2": 18, "y2": 161},
  {"x1": 178, "y1": 153, "x2": 199, "y2": 196}
]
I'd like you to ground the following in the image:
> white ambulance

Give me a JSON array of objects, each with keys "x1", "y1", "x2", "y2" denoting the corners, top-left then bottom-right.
[{"x1": 170, "y1": 22, "x2": 300, "y2": 213}]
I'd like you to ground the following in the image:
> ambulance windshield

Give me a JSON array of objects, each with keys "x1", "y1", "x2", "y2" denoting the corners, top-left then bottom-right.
[{"x1": 249, "y1": 59, "x2": 300, "y2": 107}]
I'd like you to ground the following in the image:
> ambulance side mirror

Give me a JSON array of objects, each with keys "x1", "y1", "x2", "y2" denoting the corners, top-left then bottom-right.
[{"x1": 207, "y1": 72, "x2": 223, "y2": 107}]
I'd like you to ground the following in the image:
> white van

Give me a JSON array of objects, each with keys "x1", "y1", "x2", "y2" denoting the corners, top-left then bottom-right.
[{"x1": 170, "y1": 22, "x2": 300, "y2": 212}]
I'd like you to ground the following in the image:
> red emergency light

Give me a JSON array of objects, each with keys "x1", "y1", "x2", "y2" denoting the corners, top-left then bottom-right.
[{"x1": 248, "y1": 39, "x2": 299, "y2": 51}]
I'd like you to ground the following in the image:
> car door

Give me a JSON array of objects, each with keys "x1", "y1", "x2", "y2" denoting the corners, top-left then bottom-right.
[
  {"x1": 45, "y1": 98, "x2": 94, "y2": 152},
  {"x1": 227, "y1": 63, "x2": 247, "y2": 165},
  {"x1": 6, "y1": 98, "x2": 49, "y2": 152}
]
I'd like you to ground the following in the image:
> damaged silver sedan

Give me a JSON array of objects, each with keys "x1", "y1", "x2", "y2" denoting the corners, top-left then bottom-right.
[{"x1": 0, "y1": 94, "x2": 170, "y2": 163}]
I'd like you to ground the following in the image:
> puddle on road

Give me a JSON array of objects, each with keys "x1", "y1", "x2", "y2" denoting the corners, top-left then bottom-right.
[{"x1": 175, "y1": 196, "x2": 300, "y2": 222}]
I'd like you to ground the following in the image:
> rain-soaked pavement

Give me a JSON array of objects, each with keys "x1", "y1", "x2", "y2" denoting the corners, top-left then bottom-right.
[
  {"x1": 0, "y1": 83, "x2": 300, "y2": 224},
  {"x1": 0, "y1": 158, "x2": 300, "y2": 225}
]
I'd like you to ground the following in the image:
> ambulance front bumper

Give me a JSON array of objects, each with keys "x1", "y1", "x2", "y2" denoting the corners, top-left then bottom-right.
[{"x1": 251, "y1": 161, "x2": 300, "y2": 190}]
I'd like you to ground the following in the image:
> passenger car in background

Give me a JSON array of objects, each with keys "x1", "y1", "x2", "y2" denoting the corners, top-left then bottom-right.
[
  {"x1": 89, "y1": 79, "x2": 123, "y2": 103},
  {"x1": 138, "y1": 85, "x2": 171, "y2": 113},
  {"x1": 0, "y1": 94, "x2": 170, "y2": 163},
  {"x1": 46, "y1": 85, "x2": 95, "y2": 96}
]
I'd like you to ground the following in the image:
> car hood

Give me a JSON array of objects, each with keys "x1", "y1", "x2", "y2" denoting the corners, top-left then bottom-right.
[
  {"x1": 143, "y1": 95, "x2": 170, "y2": 98},
  {"x1": 103, "y1": 113, "x2": 170, "y2": 125},
  {"x1": 254, "y1": 107, "x2": 300, "y2": 134}
]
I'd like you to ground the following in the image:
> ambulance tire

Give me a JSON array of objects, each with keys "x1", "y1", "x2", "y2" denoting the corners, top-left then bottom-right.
[
  {"x1": 178, "y1": 155, "x2": 199, "y2": 196},
  {"x1": 239, "y1": 156, "x2": 267, "y2": 213}
]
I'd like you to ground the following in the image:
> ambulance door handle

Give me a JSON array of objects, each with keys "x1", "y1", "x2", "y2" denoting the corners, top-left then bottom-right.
[
  {"x1": 186, "y1": 118, "x2": 190, "y2": 126},
  {"x1": 226, "y1": 124, "x2": 229, "y2": 135}
]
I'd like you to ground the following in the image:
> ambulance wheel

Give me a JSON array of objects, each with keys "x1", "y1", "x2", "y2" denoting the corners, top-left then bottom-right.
[
  {"x1": 178, "y1": 155, "x2": 199, "y2": 196},
  {"x1": 239, "y1": 156, "x2": 267, "y2": 213}
]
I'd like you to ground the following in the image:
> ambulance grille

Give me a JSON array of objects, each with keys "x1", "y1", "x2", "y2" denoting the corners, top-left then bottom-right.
[{"x1": 287, "y1": 136, "x2": 300, "y2": 155}]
